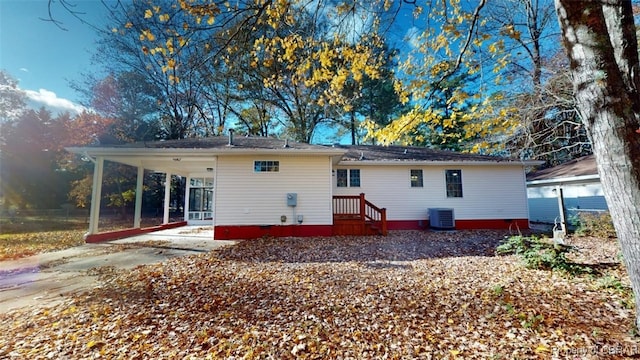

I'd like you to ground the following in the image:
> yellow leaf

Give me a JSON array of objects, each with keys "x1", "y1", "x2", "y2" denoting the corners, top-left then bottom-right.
[
  {"x1": 159, "y1": 14, "x2": 169, "y2": 22},
  {"x1": 144, "y1": 9, "x2": 153, "y2": 18},
  {"x1": 87, "y1": 340, "x2": 105, "y2": 349},
  {"x1": 447, "y1": 318, "x2": 454, "y2": 324},
  {"x1": 535, "y1": 344, "x2": 550, "y2": 354}
]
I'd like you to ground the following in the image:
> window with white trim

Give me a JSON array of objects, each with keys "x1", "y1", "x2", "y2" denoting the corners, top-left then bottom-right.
[
  {"x1": 254, "y1": 160, "x2": 279, "y2": 172},
  {"x1": 445, "y1": 169, "x2": 463, "y2": 197},
  {"x1": 410, "y1": 169, "x2": 423, "y2": 187},
  {"x1": 336, "y1": 169, "x2": 360, "y2": 187},
  {"x1": 349, "y1": 169, "x2": 360, "y2": 187}
]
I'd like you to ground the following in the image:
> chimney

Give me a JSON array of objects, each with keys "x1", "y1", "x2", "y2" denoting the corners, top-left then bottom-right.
[{"x1": 228, "y1": 129, "x2": 234, "y2": 146}]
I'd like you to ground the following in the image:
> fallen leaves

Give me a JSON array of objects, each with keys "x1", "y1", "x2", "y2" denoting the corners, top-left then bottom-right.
[
  {"x1": 0, "y1": 230, "x2": 86, "y2": 261},
  {"x1": 0, "y1": 230, "x2": 637, "y2": 359}
]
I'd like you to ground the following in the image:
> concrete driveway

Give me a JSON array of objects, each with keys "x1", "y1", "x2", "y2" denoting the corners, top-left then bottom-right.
[{"x1": 0, "y1": 226, "x2": 236, "y2": 313}]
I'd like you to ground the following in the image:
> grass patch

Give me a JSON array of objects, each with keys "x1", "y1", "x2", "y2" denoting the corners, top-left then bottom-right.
[{"x1": 496, "y1": 235, "x2": 590, "y2": 275}]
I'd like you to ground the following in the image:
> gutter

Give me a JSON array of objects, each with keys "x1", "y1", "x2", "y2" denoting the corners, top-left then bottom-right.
[
  {"x1": 336, "y1": 160, "x2": 543, "y2": 167},
  {"x1": 65, "y1": 146, "x2": 347, "y2": 157},
  {"x1": 526, "y1": 174, "x2": 601, "y2": 187}
]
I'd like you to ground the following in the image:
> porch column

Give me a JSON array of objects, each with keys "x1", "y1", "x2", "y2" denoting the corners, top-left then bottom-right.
[
  {"x1": 163, "y1": 172, "x2": 171, "y2": 224},
  {"x1": 87, "y1": 156, "x2": 104, "y2": 236},
  {"x1": 134, "y1": 166, "x2": 144, "y2": 228}
]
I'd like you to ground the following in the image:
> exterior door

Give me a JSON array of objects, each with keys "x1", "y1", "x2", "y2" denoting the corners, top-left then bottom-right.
[{"x1": 187, "y1": 177, "x2": 214, "y2": 223}]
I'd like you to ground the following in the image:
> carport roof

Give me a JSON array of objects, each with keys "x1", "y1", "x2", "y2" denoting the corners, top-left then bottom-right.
[
  {"x1": 66, "y1": 136, "x2": 346, "y2": 175},
  {"x1": 69, "y1": 136, "x2": 340, "y2": 151}
]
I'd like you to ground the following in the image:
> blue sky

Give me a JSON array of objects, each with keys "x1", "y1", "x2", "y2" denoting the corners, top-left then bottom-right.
[
  {"x1": 0, "y1": 0, "x2": 417, "y2": 118},
  {"x1": 0, "y1": 0, "x2": 109, "y2": 114}
]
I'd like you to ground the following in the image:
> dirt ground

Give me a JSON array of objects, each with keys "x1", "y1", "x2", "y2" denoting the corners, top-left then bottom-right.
[{"x1": 0, "y1": 226, "x2": 235, "y2": 313}]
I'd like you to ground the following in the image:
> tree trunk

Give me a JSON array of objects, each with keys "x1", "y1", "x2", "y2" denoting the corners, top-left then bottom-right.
[
  {"x1": 555, "y1": 0, "x2": 640, "y2": 328},
  {"x1": 350, "y1": 110, "x2": 357, "y2": 145}
]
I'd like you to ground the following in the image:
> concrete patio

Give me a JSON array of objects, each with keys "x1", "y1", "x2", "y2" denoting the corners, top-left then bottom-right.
[{"x1": 0, "y1": 226, "x2": 235, "y2": 313}]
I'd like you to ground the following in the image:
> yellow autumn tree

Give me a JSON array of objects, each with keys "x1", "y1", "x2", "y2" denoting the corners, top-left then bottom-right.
[
  {"x1": 135, "y1": 0, "x2": 387, "y2": 142},
  {"x1": 362, "y1": 0, "x2": 519, "y2": 153}
]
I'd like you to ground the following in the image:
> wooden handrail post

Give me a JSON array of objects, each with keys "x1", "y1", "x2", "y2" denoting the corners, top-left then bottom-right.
[
  {"x1": 381, "y1": 208, "x2": 388, "y2": 236},
  {"x1": 359, "y1": 193, "x2": 366, "y2": 221}
]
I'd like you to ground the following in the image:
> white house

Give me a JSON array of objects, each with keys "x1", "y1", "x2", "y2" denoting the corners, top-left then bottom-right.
[
  {"x1": 526, "y1": 155, "x2": 607, "y2": 224},
  {"x1": 66, "y1": 136, "x2": 539, "y2": 241}
]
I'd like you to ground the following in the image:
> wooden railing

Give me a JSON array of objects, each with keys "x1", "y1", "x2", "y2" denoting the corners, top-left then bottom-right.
[{"x1": 333, "y1": 193, "x2": 387, "y2": 236}]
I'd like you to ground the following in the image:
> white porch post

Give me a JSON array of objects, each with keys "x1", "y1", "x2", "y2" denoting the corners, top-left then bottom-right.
[
  {"x1": 87, "y1": 156, "x2": 104, "y2": 235},
  {"x1": 134, "y1": 166, "x2": 144, "y2": 228},
  {"x1": 184, "y1": 176, "x2": 191, "y2": 223},
  {"x1": 163, "y1": 172, "x2": 171, "y2": 224}
]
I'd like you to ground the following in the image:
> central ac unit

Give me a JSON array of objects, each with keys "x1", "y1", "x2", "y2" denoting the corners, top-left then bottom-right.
[{"x1": 429, "y1": 208, "x2": 455, "y2": 229}]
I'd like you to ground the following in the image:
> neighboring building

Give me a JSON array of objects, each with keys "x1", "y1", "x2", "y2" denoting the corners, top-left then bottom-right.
[
  {"x1": 66, "y1": 136, "x2": 539, "y2": 241},
  {"x1": 526, "y1": 155, "x2": 607, "y2": 224}
]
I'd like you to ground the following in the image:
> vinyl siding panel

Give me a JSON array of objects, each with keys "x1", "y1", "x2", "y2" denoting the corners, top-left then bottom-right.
[
  {"x1": 333, "y1": 164, "x2": 529, "y2": 221},
  {"x1": 215, "y1": 155, "x2": 333, "y2": 226}
]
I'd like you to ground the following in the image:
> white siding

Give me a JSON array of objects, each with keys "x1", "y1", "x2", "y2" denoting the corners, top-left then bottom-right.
[
  {"x1": 215, "y1": 155, "x2": 333, "y2": 226},
  {"x1": 333, "y1": 164, "x2": 529, "y2": 220}
]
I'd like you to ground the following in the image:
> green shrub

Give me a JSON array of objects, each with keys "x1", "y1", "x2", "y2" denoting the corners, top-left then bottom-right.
[
  {"x1": 497, "y1": 235, "x2": 587, "y2": 274},
  {"x1": 573, "y1": 211, "x2": 616, "y2": 238}
]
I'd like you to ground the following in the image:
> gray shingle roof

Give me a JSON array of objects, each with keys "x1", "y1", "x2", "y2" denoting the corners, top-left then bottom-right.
[
  {"x1": 527, "y1": 155, "x2": 597, "y2": 181},
  {"x1": 333, "y1": 145, "x2": 517, "y2": 163},
  {"x1": 79, "y1": 136, "x2": 523, "y2": 163},
  {"x1": 90, "y1": 136, "x2": 325, "y2": 150}
]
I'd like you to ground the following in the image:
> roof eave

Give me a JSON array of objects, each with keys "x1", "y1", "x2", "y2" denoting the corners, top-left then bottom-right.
[
  {"x1": 65, "y1": 146, "x2": 346, "y2": 157},
  {"x1": 527, "y1": 174, "x2": 601, "y2": 186},
  {"x1": 336, "y1": 160, "x2": 538, "y2": 166}
]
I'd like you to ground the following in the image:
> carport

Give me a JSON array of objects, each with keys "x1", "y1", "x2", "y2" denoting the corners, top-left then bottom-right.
[{"x1": 66, "y1": 143, "x2": 219, "y2": 242}]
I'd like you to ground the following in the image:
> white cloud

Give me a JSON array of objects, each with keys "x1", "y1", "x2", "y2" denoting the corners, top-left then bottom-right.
[
  {"x1": 19, "y1": 68, "x2": 29, "y2": 73},
  {"x1": 24, "y1": 88, "x2": 87, "y2": 115},
  {"x1": 405, "y1": 26, "x2": 422, "y2": 49}
]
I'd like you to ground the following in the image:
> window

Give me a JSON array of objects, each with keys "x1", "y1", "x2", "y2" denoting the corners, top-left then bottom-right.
[
  {"x1": 349, "y1": 169, "x2": 360, "y2": 187},
  {"x1": 337, "y1": 169, "x2": 348, "y2": 187},
  {"x1": 445, "y1": 169, "x2": 463, "y2": 197},
  {"x1": 336, "y1": 168, "x2": 360, "y2": 187},
  {"x1": 410, "y1": 169, "x2": 423, "y2": 187},
  {"x1": 254, "y1": 160, "x2": 279, "y2": 172}
]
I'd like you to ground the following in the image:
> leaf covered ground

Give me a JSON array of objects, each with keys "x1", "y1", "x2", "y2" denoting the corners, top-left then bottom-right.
[
  {"x1": 0, "y1": 217, "x2": 168, "y2": 261},
  {"x1": 1, "y1": 230, "x2": 637, "y2": 359},
  {"x1": 0, "y1": 230, "x2": 87, "y2": 261}
]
